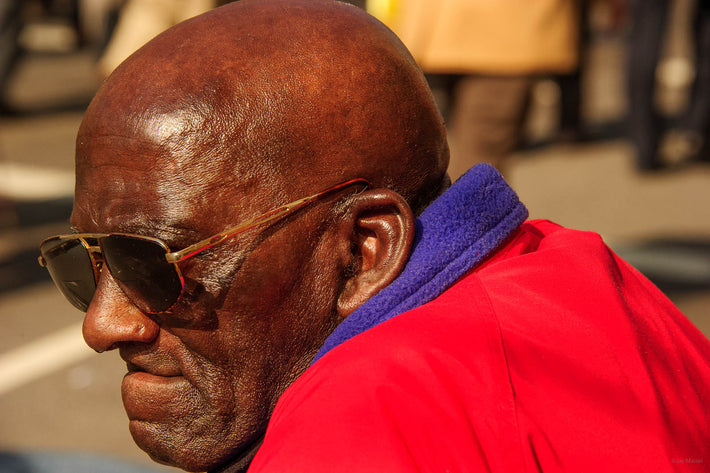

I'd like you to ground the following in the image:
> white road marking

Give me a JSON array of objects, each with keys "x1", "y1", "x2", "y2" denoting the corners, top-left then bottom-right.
[
  {"x1": 0, "y1": 162, "x2": 74, "y2": 200},
  {"x1": 0, "y1": 322, "x2": 94, "y2": 395}
]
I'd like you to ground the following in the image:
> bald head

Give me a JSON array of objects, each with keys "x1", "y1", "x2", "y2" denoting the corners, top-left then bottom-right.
[{"x1": 79, "y1": 0, "x2": 448, "y2": 213}]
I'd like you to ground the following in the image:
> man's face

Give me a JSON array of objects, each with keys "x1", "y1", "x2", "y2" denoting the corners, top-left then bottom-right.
[{"x1": 72, "y1": 111, "x2": 342, "y2": 471}]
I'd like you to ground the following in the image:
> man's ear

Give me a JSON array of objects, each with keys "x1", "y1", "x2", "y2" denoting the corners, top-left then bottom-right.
[{"x1": 336, "y1": 188, "x2": 415, "y2": 317}]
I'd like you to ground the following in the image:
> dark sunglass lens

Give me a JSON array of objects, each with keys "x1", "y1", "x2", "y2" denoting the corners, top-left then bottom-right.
[
  {"x1": 101, "y1": 235, "x2": 183, "y2": 313},
  {"x1": 40, "y1": 238, "x2": 96, "y2": 312}
]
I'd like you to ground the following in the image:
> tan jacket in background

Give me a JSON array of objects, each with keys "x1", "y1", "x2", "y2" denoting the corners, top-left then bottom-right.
[
  {"x1": 369, "y1": 0, "x2": 579, "y2": 75},
  {"x1": 100, "y1": 0, "x2": 216, "y2": 76}
]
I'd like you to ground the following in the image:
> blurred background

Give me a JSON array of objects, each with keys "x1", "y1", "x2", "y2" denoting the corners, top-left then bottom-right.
[{"x1": 1, "y1": 0, "x2": 709, "y2": 471}]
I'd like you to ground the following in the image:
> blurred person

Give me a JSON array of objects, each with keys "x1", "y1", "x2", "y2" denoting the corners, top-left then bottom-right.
[
  {"x1": 98, "y1": 0, "x2": 216, "y2": 77},
  {"x1": 0, "y1": 0, "x2": 21, "y2": 222},
  {"x1": 628, "y1": 0, "x2": 710, "y2": 171},
  {"x1": 37, "y1": 1, "x2": 710, "y2": 472},
  {"x1": 556, "y1": 0, "x2": 628, "y2": 142},
  {"x1": 368, "y1": 0, "x2": 580, "y2": 178},
  {"x1": 77, "y1": 0, "x2": 126, "y2": 51},
  {"x1": 0, "y1": 0, "x2": 22, "y2": 112}
]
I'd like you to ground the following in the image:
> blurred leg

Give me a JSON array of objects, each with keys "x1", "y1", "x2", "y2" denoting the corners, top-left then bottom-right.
[
  {"x1": 628, "y1": 0, "x2": 670, "y2": 170},
  {"x1": 682, "y1": 0, "x2": 710, "y2": 161},
  {"x1": 0, "y1": 0, "x2": 22, "y2": 106},
  {"x1": 425, "y1": 73, "x2": 460, "y2": 122},
  {"x1": 557, "y1": 0, "x2": 587, "y2": 140},
  {"x1": 447, "y1": 75, "x2": 532, "y2": 179}
]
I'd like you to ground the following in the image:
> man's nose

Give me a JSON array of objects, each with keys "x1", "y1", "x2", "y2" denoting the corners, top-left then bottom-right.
[{"x1": 82, "y1": 267, "x2": 160, "y2": 353}]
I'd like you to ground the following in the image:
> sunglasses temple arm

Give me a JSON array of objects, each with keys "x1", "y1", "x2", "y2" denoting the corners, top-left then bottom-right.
[
  {"x1": 165, "y1": 196, "x2": 318, "y2": 263},
  {"x1": 164, "y1": 178, "x2": 369, "y2": 264}
]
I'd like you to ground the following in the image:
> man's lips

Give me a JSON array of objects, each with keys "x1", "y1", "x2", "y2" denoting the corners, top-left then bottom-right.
[
  {"x1": 123, "y1": 361, "x2": 187, "y2": 392},
  {"x1": 123, "y1": 370, "x2": 186, "y2": 388},
  {"x1": 125, "y1": 360, "x2": 182, "y2": 378}
]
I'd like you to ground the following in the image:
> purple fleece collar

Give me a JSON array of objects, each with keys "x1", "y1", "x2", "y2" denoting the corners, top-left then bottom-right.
[{"x1": 313, "y1": 164, "x2": 528, "y2": 363}]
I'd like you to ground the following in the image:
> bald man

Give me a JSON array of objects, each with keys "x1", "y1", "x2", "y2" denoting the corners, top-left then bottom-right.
[{"x1": 38, "y1": 1, "x2": 710, "y2": 472}]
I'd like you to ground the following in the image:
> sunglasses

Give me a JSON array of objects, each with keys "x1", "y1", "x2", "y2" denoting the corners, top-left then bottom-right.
[{"x1": 38, "y1": 178, "x2": 369, "y2": 314}]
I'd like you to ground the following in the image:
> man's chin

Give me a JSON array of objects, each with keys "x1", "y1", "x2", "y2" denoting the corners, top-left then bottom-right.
[
  {"x1": 127, "y1": 419, "x2": 209, "y2": 471},
  {"x1": 121, "y1": 373, "x2": 217, "y2": 469},
  {"x1": 128, "y1": 419, "x2": 264, "y2": 473}
]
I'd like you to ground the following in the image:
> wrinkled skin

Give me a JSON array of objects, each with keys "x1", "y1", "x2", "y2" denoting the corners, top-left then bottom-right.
[{"x1": 73, "y1": 1, "x2": 448, "y2": 471}]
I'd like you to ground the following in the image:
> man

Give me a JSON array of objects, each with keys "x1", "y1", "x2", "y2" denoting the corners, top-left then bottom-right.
[{"x1": 38, "y1": 1, "x2": 710, "y2": 472}]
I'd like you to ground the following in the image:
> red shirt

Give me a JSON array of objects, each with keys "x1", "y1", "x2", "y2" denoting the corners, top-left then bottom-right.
[{"x1": 250, "y1": 220, "x2": 710, "y2": 472}]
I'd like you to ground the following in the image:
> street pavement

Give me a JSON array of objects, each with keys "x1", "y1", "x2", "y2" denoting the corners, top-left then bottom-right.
[{"x1": 1, "y1": 24, "x2": 709, "y2": 472}]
